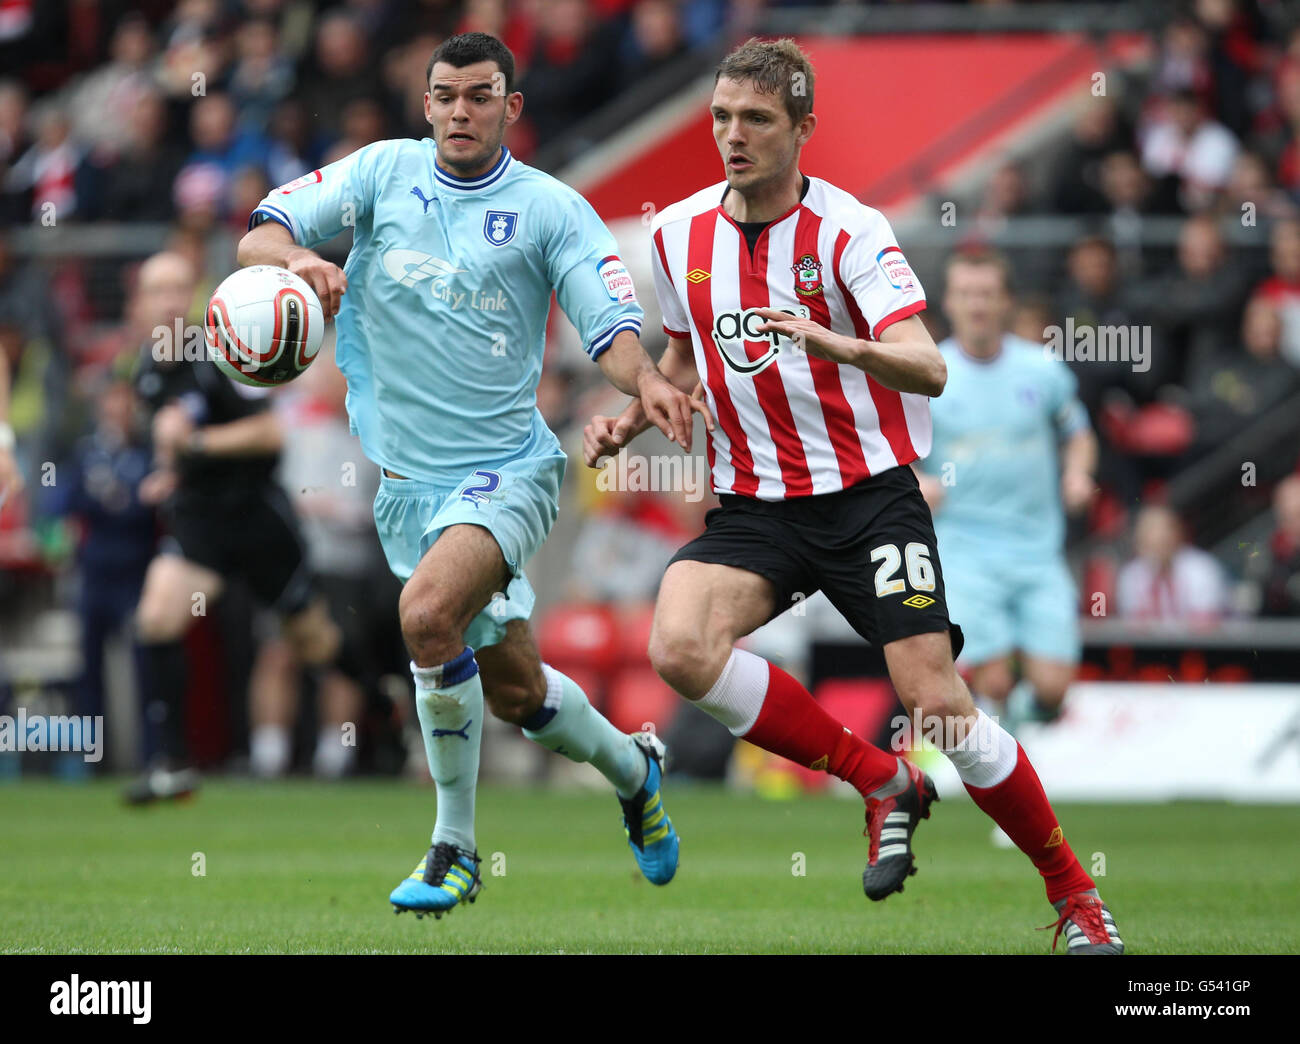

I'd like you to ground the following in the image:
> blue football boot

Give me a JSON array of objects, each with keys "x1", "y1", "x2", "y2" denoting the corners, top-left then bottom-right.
[
  {"x1": 390, "y1": 842, "x2": 481, "y2": 919},
  {"x1": 619, "y1": 733, "x2": 680, "y2": 885}
]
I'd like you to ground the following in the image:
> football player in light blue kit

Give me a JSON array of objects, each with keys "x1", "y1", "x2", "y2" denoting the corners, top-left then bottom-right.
[
  {"x1": 238, "y1": 33, "x2": 708, "y2": 916},
  {"x1": 916, "y1": 250, "x2": 1098, "y2": 730}
]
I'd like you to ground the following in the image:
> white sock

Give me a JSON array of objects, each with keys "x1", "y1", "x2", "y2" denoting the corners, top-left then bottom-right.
[
  {"x1": 250, "y1": 725, "x2": 291, "y2": 778},
  {"x1": 412, "y1": 651, "x2": 483, "y2": 854},
  {"x1": 940, "y1": 709, "x2": 1018, "y2": 788},
  {"x1": 524, "y1": 664, "x2": 647, "y2": 798},
  {"x1": 312, "y1": 725, "x2": 355, "y2": 779},
  {"x1": 693, "y1": 648, "x2": 768, "y2": 736}
]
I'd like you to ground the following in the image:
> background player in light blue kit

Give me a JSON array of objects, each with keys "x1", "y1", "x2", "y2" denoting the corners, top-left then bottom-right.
[
  {"x1": 917, "y1": 250, "x2": 1098, "y2": 731},
  {"x1": 238, "y1": 33, "x2": 708, "y2": 916}
]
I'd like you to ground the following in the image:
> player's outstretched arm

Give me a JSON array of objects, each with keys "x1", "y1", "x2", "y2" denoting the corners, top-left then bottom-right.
[
  {"x1": 153, "y1": 402, "x2": 284, "y2": 462},
  {"x1": 237, "y1": 221, "x2": 348, "y2": 321},
  {"x1": 595, "y1": 330, "x2": 712, "y2": 451},
  {"x1": 753, "y1": 310, "x2": 947, "y2": 397},
  {"x1": 584, "y1": 335, "x2": 713, "y2": 466}
]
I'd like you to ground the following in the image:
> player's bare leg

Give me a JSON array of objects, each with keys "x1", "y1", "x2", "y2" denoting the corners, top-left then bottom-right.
[
  {"x1": 885, "y1": 631, "x2": 1123, "y2": 952},
  {"x1": 249, "y1": 638, "x2": 299, "y2": 778},
  {"x1": 967, "y1": 655, "x2": 1015, "y2": 710},
  {"x1": 127, "y1": 553, "x2": 225, "y2": 805},
  {"x1": 477, "y1": 620, "x2": 680, "y2": 884},
  {"x1": 649, "y1": 560, "x2": 922, "y2": 900},
  {"x1": 390, "y1": 522, "x2": 504, "y2": 917},
  {"x1": 1019, "y1": 654, "x2": 1075, "y2": 723}
]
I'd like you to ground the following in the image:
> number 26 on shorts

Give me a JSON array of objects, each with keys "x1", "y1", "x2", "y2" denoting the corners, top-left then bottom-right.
[{"x1": 870, "y1": 542, "x2": 935, "y2": 597}]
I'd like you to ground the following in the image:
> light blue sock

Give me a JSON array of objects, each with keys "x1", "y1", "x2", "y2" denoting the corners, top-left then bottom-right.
[
  {"x1": 411, "y1": 648, "x2": 483, "y2": 854},
  {"x1": 523, "y1": 664, "x2": 648, "y2": 799}
]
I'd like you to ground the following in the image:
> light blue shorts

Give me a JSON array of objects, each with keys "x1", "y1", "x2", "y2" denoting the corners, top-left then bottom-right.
[
  {"x1": 939, "y1": 542, "x2": 1080, "y2": 667},
  {"x1": 372, "y1": 449, "x2": 566, "y2": 651}
]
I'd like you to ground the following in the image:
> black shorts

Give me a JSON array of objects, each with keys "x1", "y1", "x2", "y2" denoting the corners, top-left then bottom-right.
[
  {"x1": 161, "y1": 484, "x2": 315, "y2": 616},
  {"x1": 668, "y1": 465, "x2": 964, "y2": 656}
]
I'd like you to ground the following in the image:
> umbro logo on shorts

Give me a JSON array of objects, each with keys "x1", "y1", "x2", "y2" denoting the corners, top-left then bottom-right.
[{"x1": 902, "y1": 595, "x2": 935, "y2": 609}]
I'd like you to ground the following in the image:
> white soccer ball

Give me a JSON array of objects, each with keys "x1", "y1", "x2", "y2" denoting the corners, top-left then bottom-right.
[{"x1": 205, "y1": 265, "x2": 324, "y2": 387}]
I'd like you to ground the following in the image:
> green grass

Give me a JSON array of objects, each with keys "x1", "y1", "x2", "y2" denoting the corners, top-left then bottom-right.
[{"x1": 1, "y1": 780, "x2": 1296, "y2": 954}]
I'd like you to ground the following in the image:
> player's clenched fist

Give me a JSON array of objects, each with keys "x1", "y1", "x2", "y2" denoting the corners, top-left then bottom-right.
[
  {"x1": 583, "y1": 410, "x2": 640, "y2": 467},
  {"x1": 285, "y1": 246, "x2": 347, "y2": 320}
]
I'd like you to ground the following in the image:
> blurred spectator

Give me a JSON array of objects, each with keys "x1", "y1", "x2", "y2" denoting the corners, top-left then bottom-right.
[
  {"x1": 156, "y1": 0, "x2": 228, "y2": 105},
  {"x1": 1055, "y1": 236, "x2": 1153, "y2": 410},
  {"x1": 381, "y1": 33, "x2": 447, "y2": 143},
  {"x1": 1140, "y1": 89, "x2": 1240, "y2": 212},
  {"x1": 65, "y1": 14, "x2": 157, "y2": 155},
  {"x1": 1251, "y1": 218, "x2": 1300, "y2": 365},
  {"x1": 176, "y1": 92, "x2": 270, "y2": 220},
  {"x1": 264, "y1": 97, "x2": 316, "y2": 187},
  {"x1": 4, "y1": 105, "x2": 84, "y2": 221},
  {"x1": 1185, "y1": 294, "x2": 1300, "y2": 454},
  {"x1": 1217, "y1": 151, "x2": 1296, "y2": 227},
  {"x1": 620, "y1": 0, "x2": 690, "y2": 93},
  {"x1": 518, "y1": 0, "x2": 621, "y2": 148},
  {"x1": 227, "y1": 17, "x2": 295, "y2": 134},
  {"x1": 1049, "y1": 95, "x2": 1130, "y2": 216},
  {"x1": 1116, "y1": 504, "x2": 1229, "y2": 623},
  {"x1": 1252, "y1": 474, "x2": 1300, "y2": 617},
  {"x1": 1126, "y1": 214, "x2": 1251, "y2": 388},
  {"x1": 1097, "y1": 150, "x2": 1170, "y2": 277},
  {"x1": 320, "y1": 98, "x2": 389, "y2": 164},
  {"x1": 297, "y1": 11, "x2": 384, "y2": 143},
  {"x1": 47, "y1": 373, "x2": 157, "y2": 758},
  {"x1": 98, "y1": 88, "x2": 184, "y2": 222}
]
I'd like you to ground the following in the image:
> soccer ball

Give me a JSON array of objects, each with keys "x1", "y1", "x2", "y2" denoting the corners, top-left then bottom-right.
[{"x1": 205, "y1": 265, "x2": 324, "y2": 387}]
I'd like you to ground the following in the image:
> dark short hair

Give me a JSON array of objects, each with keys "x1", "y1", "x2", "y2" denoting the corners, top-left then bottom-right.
[
  {"x1": 427, "y1": 32, "x2": 515, "y2": 95},
  {"x1": 946, "y1": 247, "x2": 1014, "y2": 293},
  {"x1": 715, "y1": 37, "x2": 814, "y2": 126}
]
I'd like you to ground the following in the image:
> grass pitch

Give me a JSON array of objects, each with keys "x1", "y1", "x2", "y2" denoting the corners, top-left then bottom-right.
[{"x1": 1, "y1": 780, "x2": 1296, "y2": 954}]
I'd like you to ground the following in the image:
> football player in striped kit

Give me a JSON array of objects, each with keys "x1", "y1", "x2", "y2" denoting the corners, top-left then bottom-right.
[{"x1": 584, "y1": 38, "x2": 1123, "y2": 953}]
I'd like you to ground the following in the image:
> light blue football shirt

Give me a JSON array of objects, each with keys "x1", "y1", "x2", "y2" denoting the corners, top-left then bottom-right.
[
  {"x1": 919, "y1": 334, "x2": 1090, "y2": 560},
  {"x1": 249, "y1": 141, "x2": 642, "y2": 485}
]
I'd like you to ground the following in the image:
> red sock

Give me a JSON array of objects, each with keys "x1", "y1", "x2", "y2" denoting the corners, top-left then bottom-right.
[
  {"x1": 742, "y1": 661, "x2": 899, "y2": 796},
  {"x1": 965, "y1": 741, "x2": 1094, "y2": 903}
]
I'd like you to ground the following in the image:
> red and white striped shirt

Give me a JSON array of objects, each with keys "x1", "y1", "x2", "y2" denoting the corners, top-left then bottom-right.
[{"x1": 651, "y1": 177, "x2": 930, "y2": 501}]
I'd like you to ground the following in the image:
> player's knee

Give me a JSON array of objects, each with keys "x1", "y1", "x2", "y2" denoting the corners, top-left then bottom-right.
[
  {"x1": 896, "y1": 666, "x2": 971, "y2": 723},
  {"x1": 647, "y1": 623, "x2": 719, "y2": 697},
  {"x1": 398, "y1": 585, "x2": 463, "y2": 660}
]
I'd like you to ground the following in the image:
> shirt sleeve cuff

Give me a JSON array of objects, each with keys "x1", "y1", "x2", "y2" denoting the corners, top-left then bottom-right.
[
  {"x1": 663, "y1": 324, "x2": 690, "y2": 339},
  {"x1": 248, "y1": 203, "x2": 298, "y2": 240},
  {"x1": 586, "y1": 317, "x2": 642, "y2": 361},
  {"x1": 871, "y1": 299, "x2": 926, "y2": 340}
]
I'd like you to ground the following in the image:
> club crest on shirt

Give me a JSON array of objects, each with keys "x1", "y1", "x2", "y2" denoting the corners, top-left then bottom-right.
[
  {"x1": 792, "y1": 252, "x2": 824, "y2": 296},
  {"x1": 483, "y1": 210, "x2": 518, "y2": 246}
]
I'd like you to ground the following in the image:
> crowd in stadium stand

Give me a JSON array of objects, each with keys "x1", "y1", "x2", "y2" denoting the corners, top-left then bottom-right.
[{"x1": 4, "y1": 1, "x2": 1300, "y2": 776}]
